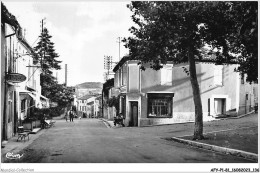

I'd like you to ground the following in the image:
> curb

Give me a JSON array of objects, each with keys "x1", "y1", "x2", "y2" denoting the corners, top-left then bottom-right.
[
  {"x1": 171, "y1": 137, "x2": 258, "y2": 162},
  {"x1": 216, "y1": 111, "x2": 255, "y2": 120},
  {"x1": 100, "y1": 119, "x2": 112, "y2": 128}
]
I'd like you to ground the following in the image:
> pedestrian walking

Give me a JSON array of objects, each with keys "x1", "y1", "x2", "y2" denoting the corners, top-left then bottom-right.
[
  {"x1": 69, "y1": 109, "x2": 74, "y2": 122},
  {"x1": 65, "y1": 110, "x2": 68, "y2": 122}
]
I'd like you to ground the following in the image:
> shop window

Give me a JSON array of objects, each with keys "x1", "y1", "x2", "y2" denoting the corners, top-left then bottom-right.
[{"x1": 147, "y1": 93, "x2": 173, "y2": 118}]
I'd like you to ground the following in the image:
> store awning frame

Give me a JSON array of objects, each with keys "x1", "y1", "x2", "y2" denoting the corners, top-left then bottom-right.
[{"x1": 28, "y1": 92, "x2": 36, "y2": 100}]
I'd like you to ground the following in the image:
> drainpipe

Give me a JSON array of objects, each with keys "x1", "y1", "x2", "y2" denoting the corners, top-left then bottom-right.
[
  {"x1": 3, "y1": 27, "x2": 18, "y2": 141},
  {"x1": 102, "y1": 88, "x2": 104, "y2": 118}
]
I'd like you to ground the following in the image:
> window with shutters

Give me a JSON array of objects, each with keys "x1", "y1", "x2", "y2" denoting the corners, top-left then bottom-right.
[
  {"x1": 214, "y1": 65, "x2": 223, "y2": 86},
  {"x1": 161, "y1": 66, "x2": 172, "y2": 86}
]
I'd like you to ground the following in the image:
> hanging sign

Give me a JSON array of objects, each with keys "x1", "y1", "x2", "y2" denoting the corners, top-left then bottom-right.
[{"x1": 6, "y1": 73, "x2": 26, "y2": 83}]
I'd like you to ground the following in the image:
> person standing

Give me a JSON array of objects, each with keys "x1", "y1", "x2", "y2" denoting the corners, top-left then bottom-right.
[
  {"x1": 65, "y1": 110, "x2": 68, "y2": 122},
  {"x1": 69, "y1": 109, "x2": 74, "y2": 122}
]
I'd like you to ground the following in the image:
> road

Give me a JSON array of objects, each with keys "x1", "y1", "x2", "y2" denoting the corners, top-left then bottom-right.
[{"x1": 3, "y1": 114, "x2": 257, "y2": 163}]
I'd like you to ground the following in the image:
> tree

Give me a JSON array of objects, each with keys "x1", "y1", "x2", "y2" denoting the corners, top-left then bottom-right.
[
  {"x1": 34, "y1": 28, "x2": 62, "y2": 98},
  {"x1": 34, "y1": 28, "x2": 61, "y2": 73},
  {"x1": 231, "y1": 2, "x2": 257, "y2": 83},
  {"x1": 124, "y1": 1, "x2": 257, "y2": 140},
  {"x1": 198, "y1": 2, "x2": 258, "y2": 83},
  {"x1": 34, "y1": 27, "x2": 74, "y2": 111}
]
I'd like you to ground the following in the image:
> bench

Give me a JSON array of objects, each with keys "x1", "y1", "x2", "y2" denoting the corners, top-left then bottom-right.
[{"x1": 17, "y1": 132, "x2": 30, "y2": 142}]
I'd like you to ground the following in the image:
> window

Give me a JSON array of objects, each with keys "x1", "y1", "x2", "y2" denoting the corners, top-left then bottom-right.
[
  {"x1": 120, "y1": 68, "x2": 123, "y2": 86},
  {"x1": 147, "y1": 93, "x2": 173, "y2": 118},
  {"x1": 161, "y1": 66, "x2": 172, "y2": 86},
  {"x1": 122, "y1": 64, "x2": 126, "y2": 85},
  {"x1": 214, "y1": 65, "x2": 223, "y2": 86},
  {"x1": 128, "y1": 64, "x2": 139, "y2": 92},
  {"x1": 21, "y1": 99, "x2": 26, "y2": 112},
  {"x1": 241, "y1": 74, "x2": 245, "y2": 84}
]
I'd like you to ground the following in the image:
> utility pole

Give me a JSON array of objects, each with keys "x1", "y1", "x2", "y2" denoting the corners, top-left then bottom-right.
[
  {"x1": 104, "y1": 56, "x2": 113, "y2": 80},
  {"x1": 65, "y1": 64, "x2": 67, "y2": 86},
  {"x1": 40, "y1": 18, "x2": 46, "y2": 69},
  {"x1": 117, "y1": 37, "x2": 121, "y2": 61},
  {"x1": 41, "y1": 18, "x2": 46, "y2": 33}
]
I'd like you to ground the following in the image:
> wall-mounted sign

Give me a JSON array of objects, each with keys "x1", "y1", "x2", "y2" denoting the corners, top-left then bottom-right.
[{"x1": 6, "y1": 73, "x2": 26, "y2": 83}]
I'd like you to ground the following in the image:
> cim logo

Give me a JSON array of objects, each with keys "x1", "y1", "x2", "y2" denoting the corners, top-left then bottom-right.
[{"x1": 6, "y1": 152, "x2": 24, "y2": 160}]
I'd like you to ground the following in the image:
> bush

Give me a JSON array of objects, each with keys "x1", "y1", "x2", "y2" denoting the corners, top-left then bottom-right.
[
  {"x1": 49, "y1": 107, "x2": 63, "y2": 117},
  {"x1": 32, "y1": 108, "x2": 50, "y2": 120}
]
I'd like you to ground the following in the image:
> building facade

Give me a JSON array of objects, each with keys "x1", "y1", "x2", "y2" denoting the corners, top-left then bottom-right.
[
  {"x1": 112, "y1": 56, "x2": 257, "y2": 127},
  {"x1": 1, "y1": 3, "x2": 48, "y2": 141},
  {"x1": 77, "y1": 94, "x2": 101, "y2": 118}
]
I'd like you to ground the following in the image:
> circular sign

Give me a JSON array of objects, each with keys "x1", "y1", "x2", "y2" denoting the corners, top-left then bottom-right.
[{"x1": 6, "y1": 73, "x2": 27, "y2": 83}]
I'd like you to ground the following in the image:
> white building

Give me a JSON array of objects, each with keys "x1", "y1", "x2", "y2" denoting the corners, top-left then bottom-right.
[{"x1": 77, "y1": 94, "x2": 101, "y2": 118}]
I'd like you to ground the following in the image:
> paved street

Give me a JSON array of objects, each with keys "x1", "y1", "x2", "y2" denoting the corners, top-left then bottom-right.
[{"x1": 3, "y1": 114, "x2": 257, "y2": 163}]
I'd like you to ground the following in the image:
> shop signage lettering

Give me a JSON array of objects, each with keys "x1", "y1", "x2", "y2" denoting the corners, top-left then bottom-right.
[{"x1": 6, "y1": 73, "x2": 26, "y2": 83}]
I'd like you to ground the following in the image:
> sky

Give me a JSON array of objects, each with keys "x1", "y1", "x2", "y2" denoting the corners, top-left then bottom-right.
[{"x1": 3, "y1": 0, "x2": 134, "y2": 86}]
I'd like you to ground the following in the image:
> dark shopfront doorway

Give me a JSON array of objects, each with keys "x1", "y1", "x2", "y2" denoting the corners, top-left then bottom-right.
[{"x1": 129, "y1": 101, "x2": 138, "y2": 127}]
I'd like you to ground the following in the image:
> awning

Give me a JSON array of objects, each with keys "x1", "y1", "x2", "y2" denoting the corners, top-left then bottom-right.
[
  {"x1": 147, "y1": 91, "x2": 174, "y2": 93},
  {"x1": 7, "y1": 81, "x2": 15, "y2": 86},
  {"x1": 19, "y1": 89, "x2": 31, "y2": 93},
  {"x1": 31, "y1": 91, "x2": 49, "y2": 101},
  {"x1": 28, "y1": 93, "x2": 36, "y2": 100},
  {"x1": 147, "y1": 92, "x2": 174, "y2": 97},
  {"x1": 87, "y1": 101, "x2": 94, "y2": 105},
  {"x1": 40, "y1": 95, "x2": 49, "y2": 101}
]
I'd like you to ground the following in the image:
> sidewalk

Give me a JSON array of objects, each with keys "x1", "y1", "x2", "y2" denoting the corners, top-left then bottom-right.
[
  {"x1": 101, "y1": 112, "x2": 258, "y2": 162},
  {"x1": 1, "y1": 128, "x2": 46, "y2": 162},
  {"x1": 170, "y1": 112, "x2": 258, "y2": 162}
]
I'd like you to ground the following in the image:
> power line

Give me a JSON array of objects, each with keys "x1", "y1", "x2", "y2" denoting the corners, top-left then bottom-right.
[{"x1": 31, "y1": 36, "x2": 39, "y2": 47}]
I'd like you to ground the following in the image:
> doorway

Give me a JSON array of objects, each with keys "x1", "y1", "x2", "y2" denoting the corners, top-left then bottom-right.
[
  {"x1": 214, "y1": 98, "x2": 226, "y2": 116},
  {"x1": 129, "y1": 101, "x2": 138, "y2": 127}
]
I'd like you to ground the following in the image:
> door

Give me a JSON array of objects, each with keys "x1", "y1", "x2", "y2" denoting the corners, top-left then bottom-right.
[
  {"x1": 130, "y1": 101, "x2": 138, "y2": 127},
  {"x1": 214, "y1": 98, "x2": 226, "y2": 116}
]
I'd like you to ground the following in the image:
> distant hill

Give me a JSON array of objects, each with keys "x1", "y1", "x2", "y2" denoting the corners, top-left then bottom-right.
[
  {"x1": 75, "y1": 82, "x2": 103, "y2": 98},
  {"x1": 76, "y1": 82, "x2": 103, "y2": 89}
]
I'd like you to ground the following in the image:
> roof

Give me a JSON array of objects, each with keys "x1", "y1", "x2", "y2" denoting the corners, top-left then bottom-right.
[
  {"x1": 78, "y1": 95, "x2": 95, "y2": 100},
  {"x1": 1, "y1": 2, "x2": 35, "y2": 56},
  {"x1": 78, "y1": 94, "x2": 101, "y2": 100},
  {"x1": 1, "y1": 2, "x2": 20, "y2": 29},
  {"x1": 113, "y1": 55, "x2": 132, "y2": 72},
  {"x1": 112, "y1": 54, "x2": 238, "y2": 73}
]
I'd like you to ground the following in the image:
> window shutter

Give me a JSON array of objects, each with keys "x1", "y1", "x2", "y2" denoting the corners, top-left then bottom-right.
[
  {"x1": 214, "y1": 65, "x2": 223, "y2": 86},
  {"x1": 161, "y1": 67, "x2": 172, "y2": 86}
]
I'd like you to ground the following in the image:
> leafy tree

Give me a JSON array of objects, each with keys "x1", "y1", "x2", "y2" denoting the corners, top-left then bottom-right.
[
  {"x1": 124, "y1": 1, "x2": 257, "y2": 140},
  {"x1": 230, "y1": 2, "x2": 257, "y2": 83},
  {"x1": 50, "y1": 83, "x2": 74, "y2": 107},
  {"x1": 198, "y1": 1, "x2": 258, "y2": 83}
]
